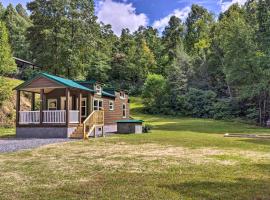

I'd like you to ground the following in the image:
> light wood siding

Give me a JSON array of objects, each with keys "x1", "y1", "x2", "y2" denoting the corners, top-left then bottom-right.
[
  {"x1": 25, "y1": 77, "x2": 64, "y2": 89},
  {"x1": 103, "y1": 92, "x2": 129, "y2": 124}
]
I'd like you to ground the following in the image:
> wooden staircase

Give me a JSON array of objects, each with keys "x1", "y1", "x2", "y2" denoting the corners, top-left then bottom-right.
[
  {"x1": 70, "y1": 110, "x2": 104, "y2": 139},
  {"x1": 70, "y1": 124, "x2": 84, "y2": 139}
]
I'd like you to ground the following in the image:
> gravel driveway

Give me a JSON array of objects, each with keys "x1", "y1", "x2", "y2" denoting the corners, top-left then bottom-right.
[{"x1": 0, "y1": 138, "x2": 71, "y2": 153}]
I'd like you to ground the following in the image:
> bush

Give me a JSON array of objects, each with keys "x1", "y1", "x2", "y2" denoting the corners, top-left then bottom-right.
[
  {"x1": 143, "y1": 124, "x2": 153, "y2": 133},
  {"x1": 183, "y1": 88, "x2": 217, "y2": 118},
  {"x1": 142, "y1": 74, "x2": 166, "y2": 113},
  {"x1": 213, "y1": 99, "x2": 234, "y2": 119}
]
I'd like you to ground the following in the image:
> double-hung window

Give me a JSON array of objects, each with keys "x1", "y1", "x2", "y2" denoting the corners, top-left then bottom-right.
[
  {"x1": 93, "y1": 99, "x2": 103, "y2": 110},
  {"x1": 122, "y1": 103, "x2": 127, "y2": 118},
  {"x1": 95, "y1": 85, "x2": 102, "y2": 95},
  {"x1": 81, "y1": 98, "x2": 87, "y2": 117},
  {"x1": 120, "y1": 91, "x2": 125, "y2": 99},
  {"x1": 109, "y1": 101, "x2": 114, "y2": 111}
]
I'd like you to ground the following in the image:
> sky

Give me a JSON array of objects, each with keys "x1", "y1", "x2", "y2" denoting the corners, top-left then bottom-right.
[{"x1": 1, "y1": 0, "x2": 248, "y2": 35}]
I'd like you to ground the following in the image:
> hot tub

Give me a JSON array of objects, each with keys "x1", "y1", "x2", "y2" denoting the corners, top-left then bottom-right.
[{"x1": 116, "y1": 119, "x2": 144, "y2": 134}]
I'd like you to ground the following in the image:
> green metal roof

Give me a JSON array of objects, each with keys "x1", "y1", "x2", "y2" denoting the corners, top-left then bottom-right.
[
  {"x1": 14, "y1": 73, "x2": 95, "y2": 92},
  {"x1": 102, "y1": 91, "x2": 115, "y2": 98},
  {"x1": 115, "y1": 119, "x2": 144, "y2": 123},
  {"x1": 76, "y1": 80, "x2": 97, "y2": 84},
  {"x1": 42, "y1": 73, "x2": 94, "y2": 92}
]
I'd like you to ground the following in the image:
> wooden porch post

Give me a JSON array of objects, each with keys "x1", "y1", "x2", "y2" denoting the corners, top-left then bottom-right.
[
  {"x1": 31, "y1": 92, "x2": 35, "y2": 111},
  {"x1": 66, "y1": 88, "x2": 70, "y2": 125},
  {"x1": 40, "y1": 89, "x2": 44, "y2": 124},
  {"x1": 78, "y1": 92, "x2": 82, "y2": 124},
  {"x1": 16, "y1": 90, "x2": 21, "y2": 125}
]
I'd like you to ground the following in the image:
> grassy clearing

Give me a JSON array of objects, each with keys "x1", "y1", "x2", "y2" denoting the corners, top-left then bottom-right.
[
  {"x1": 0, "y1": 127, "x2": 15, "y2": 138},
  {"x1": 0, "y1": 98, "x2": 270, "y2": 199}
]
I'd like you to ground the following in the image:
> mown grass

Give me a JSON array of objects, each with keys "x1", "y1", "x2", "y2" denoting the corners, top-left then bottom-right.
[
  {"x1": 0, "y1": 97, "x2": 269, "y2": 199},
  {"x1": 0, "y1": 127, "x2": 15, "y2": 138}
]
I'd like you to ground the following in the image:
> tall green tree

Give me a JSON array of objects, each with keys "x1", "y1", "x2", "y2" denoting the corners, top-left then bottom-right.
[
  {"x1": 162, "y1": 16, "x2": 185, "y2": 69},
  {"x1": 2, "y1": 4, "x2": 32, "y2": 60},
  {"x1": 0, "y1": 20, "x2": 16, "y2": 76},
  {"x1": 217, "y1": 4, "x2": 270, "y2": 125},
  {"x1": 185, "y1": 5, "x2": 214, "y2": 90},
  {"x1": 27, "y1": 0, "x2": 98, "y2": 79}
]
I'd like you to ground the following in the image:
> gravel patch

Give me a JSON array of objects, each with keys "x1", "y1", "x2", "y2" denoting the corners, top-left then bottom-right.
[{"x1": 0, "y1": 139, "x2": 71, "y2": 153}]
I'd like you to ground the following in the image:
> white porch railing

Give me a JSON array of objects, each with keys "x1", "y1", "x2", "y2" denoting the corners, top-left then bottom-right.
[
  {"x1": 19, "y1": 111, "x2": 40, "y2": 124},
  {"x1": 19, "y1": 110, "x2": 80, "y2": 124},
  {"x1": 69, "y1": 110, "x2": 79, "y2": 123},
  {"x1": 43, "y1": 110, "x2": 66, "y2": 124}
]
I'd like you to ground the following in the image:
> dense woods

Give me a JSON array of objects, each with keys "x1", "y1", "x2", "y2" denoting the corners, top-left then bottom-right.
[{"x1": 1, "y1": 0, "x2": 270, "y2": 125}]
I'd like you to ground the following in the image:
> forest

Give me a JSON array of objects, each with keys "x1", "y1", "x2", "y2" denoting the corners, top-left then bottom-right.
[{"x1": 0, "y1": 0, "x2": 270, "y2": 125}]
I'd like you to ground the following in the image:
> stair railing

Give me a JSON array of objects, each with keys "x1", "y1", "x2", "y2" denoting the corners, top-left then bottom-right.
[{"x1": 83, "y1": 109, "x2": 104, "y2": 139}]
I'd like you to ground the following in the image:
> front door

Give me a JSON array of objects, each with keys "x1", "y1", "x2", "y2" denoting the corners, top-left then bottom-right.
[{"x1": 60, "y1": 97, "x2": 73, "y2": 110}]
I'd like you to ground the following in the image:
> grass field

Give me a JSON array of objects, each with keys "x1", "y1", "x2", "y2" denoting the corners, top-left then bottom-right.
[{"x1": 0, "y1": 98, "x2": 270, "y2": 199}]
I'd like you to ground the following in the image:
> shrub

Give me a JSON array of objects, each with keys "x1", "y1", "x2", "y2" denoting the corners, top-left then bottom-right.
[
  {"x1": 143, "y1": 124, "x2": 153, "y2": 133},
  {"x1": 213, "y1": 99, "x2": 234, "y2": 119},
  {"x1": 183, "y1": 88, "x2": 217, "y2": 118},
  {"x1": 142, "y1": 74, "x2": 166, "y2": 113}
]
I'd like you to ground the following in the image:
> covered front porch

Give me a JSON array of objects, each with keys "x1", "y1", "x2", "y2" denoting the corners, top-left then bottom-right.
[
  {"x1": 17, "y1": 88, "x2": 88, "y2": 126},
  {"x1": 15, "y1": 73, "x2": 103, "y2": 138}
]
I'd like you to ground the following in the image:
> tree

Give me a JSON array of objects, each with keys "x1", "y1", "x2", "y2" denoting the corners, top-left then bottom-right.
[
  {"x1": 15, "y1": 4, "x2": 29, "y2": 21},
  {"x1": 185, "y1": 4, "x2": 214, "y2": 54},
  {"x1": 162, "y1": 16, "x2": 185, "y2": 69},
  {"x1": 27, "y1": 0, "x2": 98, "y2": 79},
  {"x1": 134, "y1": 26, "x2": 163, "y2": 74},
  {"x1": 0, "y1": 20, "x2": 16, "y2": 76},
  {"x1": 2, "y1": 4, "x2": 32, "y2": 60},
  {"x1": 216, "y1": 4, "x2": 270, "y2": 125},
  {"x1": 0, "y1": 2, "x2": 4, "y2": 19},
  {"x1": 184, "y1": 5, "x2": 214, "y2": 90},
  {"x1": 142, "y1": 74, "x2": 166, "y2": 112}
]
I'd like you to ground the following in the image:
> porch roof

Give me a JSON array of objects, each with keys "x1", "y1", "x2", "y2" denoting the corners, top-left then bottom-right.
[{"x1": 14, "y1": 73, "x2": 95, "y2": 92}]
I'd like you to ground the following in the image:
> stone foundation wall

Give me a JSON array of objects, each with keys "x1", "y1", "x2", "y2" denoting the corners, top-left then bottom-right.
[{"x1": 16, "y1": 127, "x2": 69, "y2": 138}]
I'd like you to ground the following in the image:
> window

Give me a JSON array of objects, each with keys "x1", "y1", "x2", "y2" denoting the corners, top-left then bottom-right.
[
  {"x1": 120, "y1": 91, "x2": 126, "y2": 99},
  {"x1": 60, "y1": 97, "x2": 72, "y2": 110},
  {"x1": 122, "y1": 103, "x2": 127, "y2": 118},
  {"x1": 109, "y1": 101, "x2": 114, "y2": 111},
  {"x1": 93, "y1": 99, "x2": 103, "y2": 110},
  {"x1": 81, "y1": 98, "x2": 87, "y2": 117},
  {"x1": 95, "y1": 85, "x2": 102, "y2": 95},
  {"x1": 48, "y1": 99, "x2": 57, "y2": 110}
]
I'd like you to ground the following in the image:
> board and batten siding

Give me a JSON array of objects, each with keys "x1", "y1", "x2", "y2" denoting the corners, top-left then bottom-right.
[
  {"x1": 103, "y1": 92, "x2": 129, "y2": 124},
  {"x1": 25, "y1": 77, "x2": 64, "y2": 89}
]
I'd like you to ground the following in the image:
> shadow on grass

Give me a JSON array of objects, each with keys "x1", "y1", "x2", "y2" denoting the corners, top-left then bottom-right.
[
  {"x1": 154, "y1": 121, "x2": 270, "y2": 135},
  {"x1": 160, "y1": 178, "x2": 270, "y2": 199},
  {"x1": 0, "y1": 134, "x2": 16, "y2": 139},
  {"x1": 238, "y1": 139, "x2": 270, "y2": 146}
]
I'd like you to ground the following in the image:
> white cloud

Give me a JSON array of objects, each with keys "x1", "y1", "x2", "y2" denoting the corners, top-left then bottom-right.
[
  {"x1": 96, "y1": 0, "x2": 148, "y2": 36},
  {"x1": 152, "y1": 7, "x2": 191, "y2": 32},
  {"x1": 219, "y1": 0, "x2": 248, "y2": 12}
]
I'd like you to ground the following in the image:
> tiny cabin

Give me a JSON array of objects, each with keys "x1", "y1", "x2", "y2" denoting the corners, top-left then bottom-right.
[{"x1": 14, "y1": 73, "x2": 130, "y2": 138}]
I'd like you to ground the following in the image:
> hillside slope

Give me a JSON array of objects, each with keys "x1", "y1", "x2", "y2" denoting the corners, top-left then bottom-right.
[{"x1": 0, "y1": 77, "x2": 30, "y2": 127}]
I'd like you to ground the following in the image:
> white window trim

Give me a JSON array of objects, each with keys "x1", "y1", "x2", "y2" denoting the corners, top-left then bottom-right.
[
  {"x1": 95, "y1": 85, "x2": 102, "y2": 95},
  {"x1": 93, "y1": 98, "x2": 103, "y2": 110},
  {"x1": 81, "y1": 98, "x2": 87, "y2": 117},
  {"x1": 47, "y1": 99, "x2": 57, "y2": 110},
  {"x1": 120, "y1": 92, "x2": 126, "y2": 99},
  {"x1": 122, "y1": 103, "x2": 127, "y2": 118},
  {"x1": 109, "y1": 100, "x2": 114, "y2": 111},
  {"x1": 60, "y1": 97, "x2": 73, "y2": 110}
]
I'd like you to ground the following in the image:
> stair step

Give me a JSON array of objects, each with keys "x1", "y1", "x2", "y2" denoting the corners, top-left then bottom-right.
[{"x1": 70, "y1": 134, "x2": 84, "y2": 139}]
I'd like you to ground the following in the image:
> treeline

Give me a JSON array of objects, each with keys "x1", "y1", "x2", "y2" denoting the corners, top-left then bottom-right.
[
  {"x1": 1, "y1": 1, "x2": 270, "y2": 125},
  {"x1": 143, "y1": 1, "x2": 270, "y2": 125}
]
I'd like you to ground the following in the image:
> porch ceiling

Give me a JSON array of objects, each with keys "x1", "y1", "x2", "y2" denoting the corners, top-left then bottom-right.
[{"x1": 21, "y1": 87, "x2": 61, "y2": 94}]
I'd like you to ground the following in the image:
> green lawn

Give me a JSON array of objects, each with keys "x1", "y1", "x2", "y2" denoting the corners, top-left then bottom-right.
[{"x1": 0, "y1": 98, "x2": 270, "y2": 199}]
